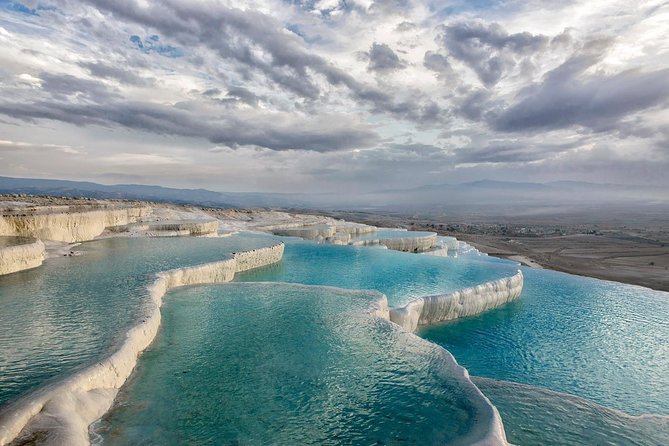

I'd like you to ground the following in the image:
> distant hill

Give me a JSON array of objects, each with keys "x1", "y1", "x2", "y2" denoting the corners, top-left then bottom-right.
[
  {"x1": 0, "y1": 176, "x2": 666, "y2": 216},
  {"x1": 0, "y1": 176, "x2": 312, "y2": 209}
]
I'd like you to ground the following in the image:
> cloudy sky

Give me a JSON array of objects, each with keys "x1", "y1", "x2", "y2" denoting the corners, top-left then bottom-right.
[{"x1": 0, "y1": 0, "x2": 667, "y2": 193}]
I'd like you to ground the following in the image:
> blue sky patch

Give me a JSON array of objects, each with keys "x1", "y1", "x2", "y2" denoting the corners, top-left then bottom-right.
[
  {"x1": 0, "y1": 1, "x2": 38, "y2": 15},
  {"x1": 286, "y1": 24, "x2": 324, "y2": 45},
  {"x1": 129, "y1": 34, "x2": 183, "y2": 58}
]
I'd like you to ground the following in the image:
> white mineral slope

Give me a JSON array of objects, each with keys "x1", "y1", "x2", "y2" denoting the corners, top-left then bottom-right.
[
  {"x1": 225, "y1": 210, "x2": 376, "y2": 241},
  {"x1": 0, "y1": 243, "x2": 284, "y2": 446},
  {"x1": 0, "y1": 207, "x2": 151, "y2": 243},
  {"x1": 423, "y1": 236, "x2": 460, "y2": 257},
  {"x1": 351, "y1": 233, "x2": 438, "y2": 253},
  {"x1": 0, "y1": 240, "x2": 45, "y2": 275},
  {"x1": 390, "y1": 270, "x2": 524, "y2": 333},
  {"x1": 266, "y1": 221, "x2": 375, "y2": 243},
  {"x1": 107, "y1": 219, "x2": 219, "y2": 237},
  {"x1": 271, "y1": 225, "x2": 337, "y2": 240}
]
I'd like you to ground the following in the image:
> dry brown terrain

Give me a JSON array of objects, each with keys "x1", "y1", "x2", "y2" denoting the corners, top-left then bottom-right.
[
  {"x1": 312, "y1": 210, "x2": 669, "y2": 292},
  {"x1": 449, "y1": 233, "x2": 669, "y2": 291}
]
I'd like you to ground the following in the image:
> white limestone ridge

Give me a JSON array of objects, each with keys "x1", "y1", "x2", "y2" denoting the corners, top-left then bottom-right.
[
  {"x1": 0, "y1": 241, "x2": 516, "y2": 446},
  {"x1": 0, "y1": 239, "x2": 45, "y2": 275},
  {"x1": 0, "y1": 243, "x2": 284, "y2": 446},
  {"x1": 107, "y1": 219, "x2": 220, "y2": 237},
  {"x1": 458, "y1": 240, "x2": 485, "y2": 256},
  {"x1": 0, "y1": 206, "x2": 151, "y2": 243},
  {"x1": 422, "y1": 236, "x2": 459, "y2": 257},
  {"x1": 266, "y1": 221, "x2": 376, "y2": 245},
  {"x1": 271, "y1": 224, "x2": 337, "y2": 240},
  {"x1": 389, "y1": 270, "x2": 524, "y2": 333},
  {"x1": 351, "y1": 233, "x2": 438, "y2": 253}
]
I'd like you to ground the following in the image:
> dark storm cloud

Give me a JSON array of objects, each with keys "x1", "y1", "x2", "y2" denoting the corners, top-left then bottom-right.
[
  {"x1": 491, "y1": 42, "x2": 669, "y2": 132},
  {"x1": 386, "y1": 142, "x2": 445, "y2": 154},
  {"x1": 368, "y1": 0, "x2": 413, "y2": 15},
  {"x1": 423, "y1": 51, "x2": 453, "y2": 79},
  {"x1": 39, "y1": 72, "x2": 120, "y2": 101},
  {"x1": 0, "y1": 99, "x2": 379, "y2": 152},
  {"x1": 438, "y1": 21, "x2": 548, "y2": 86},
  {"x1": 456, "y1": 89, "x2": 495, "y2": 121},
  {"x1": 79, "y1": 61, "x2": 149, "y2": 86},
  {"x1": 201, "y1": 88, "x2": 222, "y2": 97},
  {"x1": 225, "y1": 86, "x2": 263, "y2": 106},
  {"x1": 451, "y1": 139, "x2": 584, "y2": 164},
  {"x1": 367, "y1": 43, "x2": 405, "y2": 72}
]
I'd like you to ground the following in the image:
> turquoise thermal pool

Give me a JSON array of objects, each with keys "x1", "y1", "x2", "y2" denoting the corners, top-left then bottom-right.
[
  {"x1": 0, "y1": 233, "x2": 278, "y2": 406},
  {"x1": 237, "y1": 238, "x2": 518, "y2": 307},
  {"x1": 98, "y1": 283, "x2": 500, "y2": 445},
  {"x1": 472, "y1": 377, "x2": 669, "y2": 446},
  {"x1": 1, "y1": 229, "x2": 668, "y2": 445},
  {"x1": 419, "y1": 267, "x2": 669, "y2": 416}
]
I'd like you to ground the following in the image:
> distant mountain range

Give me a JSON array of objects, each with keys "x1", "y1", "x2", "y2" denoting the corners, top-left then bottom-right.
[
  {"x1": 0, "y1": 176, "x2": 666, "y2": 216},
  {"x1": 0, "y1": 176, "x2": 313, "y2": 208}
]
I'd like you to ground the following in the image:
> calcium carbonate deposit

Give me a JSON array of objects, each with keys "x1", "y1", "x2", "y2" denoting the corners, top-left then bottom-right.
[
  {"x1": 1, "y1": 206, "x2": 667, "y2": 446},
  {"x1": 0, "y1": 238, "x2": 45, "y2": 275}
]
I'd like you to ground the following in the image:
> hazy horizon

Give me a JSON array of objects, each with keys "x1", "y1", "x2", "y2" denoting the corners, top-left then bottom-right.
[{"x1": 2, "y1": 175, "x2": 668, "y2": 220}]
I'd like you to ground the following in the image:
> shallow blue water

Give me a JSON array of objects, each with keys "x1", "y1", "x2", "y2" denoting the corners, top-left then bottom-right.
[
  {"x1": 2, "y1": 230, "x2": 668, "y2": 445},
  {"x1": 237, "y1": 239, "x2": 517, "y2": 307},
  {"x1": 0, "y1": 234, "x2": 278, "y2": 406},
  {"x1": 99, "y1": 283, "x2": 493, "y2": 445},
  {"x1": 420, "y1": 267, "x2": 669, "y2": 416},
  {"x1": 472, "y1": 377, "x2": 669, "y2": 446}
]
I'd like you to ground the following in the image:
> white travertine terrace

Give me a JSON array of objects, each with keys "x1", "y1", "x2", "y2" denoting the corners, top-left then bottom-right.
[
  {"x1": 423, "y1": 236, "x2": 459, "y2": 256},
  {"x1": 270, "y1": 224, "x2": 337, "y2": 240},
  {"x1": 0, "y1": 239, "x2": 46, "y2": 275},
  {"x1": 239, "y1": 210, "x2": 376, "y2": 244},
  {"x1": 0, "y1": 243, "x2": 285, "y2": 446},
  {"x1": 351, "y1": 233, "x2": 438, "y2": 252},
  {"x1": 0, "y1": 205, "x2": 520, "y2": 446},
  {"x1": 0, "y1": 236, "x2": 516, "y2": 446},
  {"x1": 265, "y1": 220, "x2": 376, "y2": 244},
  {"x1": 389, "y1": 270, "x2": 524, "y2": 333},
  {"x1": 0, "y1": 206, "x2": 151, "y2": 243},
  {"x1": 108, "y1": 219, "x2": 220, "y2": 236}
]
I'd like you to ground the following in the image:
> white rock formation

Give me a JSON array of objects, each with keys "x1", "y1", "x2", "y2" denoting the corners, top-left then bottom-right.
[
  {"x1": 423, "y1": 236, "x2": 460, "y2": 256},
  {"x1": 108, "y1": 219, "x2": 219, "y2": 237},
  {"x1": 236, "y1": 211, "x2": 376, "y2": 244},
  {"x1": 271, "y1": 224, "x2": 337, "y2": 240},
  {"x1": 351, "y1": 233, "x2": 438, "y2": 252},
  {"x1": 330, "y1": 221, "x2": 377, "y2": 236},
  {"x1": 268, "y1": 221, "x2": 376, "y2": 244},
  {"x1": 440, "y1": 236, "x2": 459, "y2": 250},
  {"x1": 0, "y1": 243, "x2": 284, "y2": 446},
  {"x1": 0, "y1": 239, "x2": 46, "y2": 275},
  {"x1": 0, "y1": 206, "x2": 151, "y2": 243},
  {"x1": 458, "y1": 241, "x2": 485, "y2": 256},
  {"x1": 390, "y1": 270, "x2": 524, "y2": 333}
]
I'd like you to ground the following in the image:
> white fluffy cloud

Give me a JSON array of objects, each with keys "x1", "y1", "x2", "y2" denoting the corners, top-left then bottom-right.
[{"x1": 0, "y1": 0, "x2": 667, "y2": 192}]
